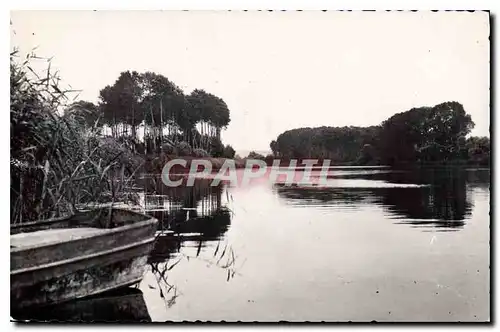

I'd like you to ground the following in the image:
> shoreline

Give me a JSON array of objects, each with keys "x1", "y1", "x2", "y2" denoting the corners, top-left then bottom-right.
[{"x1": 142, "y1": 153, "x2": 490, "y2": 174}]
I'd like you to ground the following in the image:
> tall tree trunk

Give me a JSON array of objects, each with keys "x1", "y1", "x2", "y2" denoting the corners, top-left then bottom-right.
[
  {"x1": 204, "y1": 122, "x2": 208, "y2": 150},
  {"x1": 143, "y1": 105, "x2": 147, "y2": 154},
  {"x1": 132, "y1": 105, "x2": 135, "y2": 141},
  {"x1": 132, "y1": 125, "x2": 137, "y2": 142},
  {"x1": 160, "y1": 99, "x2": 163, "y2": 153},
  {"x1": 150, "y1": 105, "x2": 156, "y2": 153}
]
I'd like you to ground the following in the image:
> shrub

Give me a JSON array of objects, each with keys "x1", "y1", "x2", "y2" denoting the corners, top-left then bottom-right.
[
  {"x1": 161, "y1": 141, "x2": 176, "y2": 155},
  {"x1": 247, "y1": 151, "x2": 265, "y2": 160},
  {"x1": 91, "y1": 136, "x2": 144, "y2": 175},
  {"x1": 192, "y1": 148, "x2": 210, "y2": 158},
  {"x1": 176, "y1": 141, "x2": 193, "y2": 156}
]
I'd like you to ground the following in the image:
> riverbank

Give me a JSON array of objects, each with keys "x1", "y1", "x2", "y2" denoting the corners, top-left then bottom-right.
[
  {"x1": 142, "y1": 154, "x2": 490, "y2": 173},
  {"x1": 142, "y1": 154, "x2": 380, "y2": 173},
  {"x1": 143, "y1": 154, "x2": 246, "y2": 174}
]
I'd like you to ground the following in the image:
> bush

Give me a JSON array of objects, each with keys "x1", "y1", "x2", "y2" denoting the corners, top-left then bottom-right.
[
  {"x1": 176, "y1": 141, "x2": 193, "y2": 156},
  {"x1": 161, "y1": 141, "x2": 176, "y2": 155},
  {"x1": 91, "y1": 136, "x2": 144, "y2": 175},
  {"x1": 247, "y1": 151, "x2": 265, "y2": 160},
  {"x1": 192, "y1": 148, "x2": 210, "y2": 158}
]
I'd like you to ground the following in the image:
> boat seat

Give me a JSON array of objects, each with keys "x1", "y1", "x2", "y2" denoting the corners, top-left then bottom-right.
[{"x1": 11, "y1": 227, "x2": 108, "y2": 248}]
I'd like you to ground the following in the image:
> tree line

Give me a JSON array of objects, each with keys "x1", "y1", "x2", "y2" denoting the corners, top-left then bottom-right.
[
  {"x1": 66, "y1": 71, "x2": 235, "y2": 158},
  {"x1": 269, "y1": 101, "x2": 490, "y2": 166}
]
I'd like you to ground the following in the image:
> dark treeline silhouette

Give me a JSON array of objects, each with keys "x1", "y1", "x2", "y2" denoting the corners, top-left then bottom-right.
[
  {"x1": 272, "y1": 168, "x2": 490, "y2": 231},
  {"x1": 66, "y1": 71, "x2": 234, "y2": 158},
  {"x1": 270, "y1": 102, "x2": 490, "y2": 167},
  {"x1": 270, "y1": 126, "x2": 379, "y2": 162}
]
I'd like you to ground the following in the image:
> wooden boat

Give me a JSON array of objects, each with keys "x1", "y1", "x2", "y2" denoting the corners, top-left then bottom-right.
[
  {"x1": 11, "y1": 287, "x2": 151, "y2": 322},
  {"x1": 11, "y1": 208, "x2": 158, "y2": 310}
]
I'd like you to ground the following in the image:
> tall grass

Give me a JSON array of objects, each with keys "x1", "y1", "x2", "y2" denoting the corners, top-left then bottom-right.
[{"x1": 10, "y1": 50, "x2": 139, "y2": 224}]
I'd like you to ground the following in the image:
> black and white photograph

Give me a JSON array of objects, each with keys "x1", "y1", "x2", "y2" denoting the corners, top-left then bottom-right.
[{"x1": 9, "y1": 9, "x2": 491, "y2": 323}]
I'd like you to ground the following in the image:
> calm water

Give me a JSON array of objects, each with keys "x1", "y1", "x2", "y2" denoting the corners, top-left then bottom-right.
[
  {"x1": 21, "y1": 167, "x2": 489, "y2": 322},
  {"x1": 137, "y1": 166, "x2": 490, "y2": 322}
]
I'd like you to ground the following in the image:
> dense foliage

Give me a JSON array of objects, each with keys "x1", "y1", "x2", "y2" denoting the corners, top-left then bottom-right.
[
  {"x1": 270, "y1": 126, "x2": 379, "y2": 163},
  {"x1": 72, "y1": 71, "x2": 232, "y2": 157},
  {"x1": 377, "y1": 102, "x2": 475, "y2": 165},
  {"x1": 270, "y1": 102, "x2": 490, "y2": 166},
  {"x1": 465, "y1": 136, "x2": 490, "y2": 166},
  {"x1": 10, "y1": 52, "x2": 139, "y2": 223}
]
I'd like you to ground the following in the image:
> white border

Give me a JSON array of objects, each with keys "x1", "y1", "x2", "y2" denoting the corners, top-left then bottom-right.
[
  {"x1": 3, "y1": 1, "x2": 497, "y2": 331},
  {"x1": 4, "y1": 0, "x2": 499, "y2": 10}
]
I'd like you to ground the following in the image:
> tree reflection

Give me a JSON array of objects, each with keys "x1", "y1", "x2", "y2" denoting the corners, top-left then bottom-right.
[
  {"x1": 143, "y1": 175, "x2": 230, "y2": 257},
  {"x1": 139, "y1": 176, "x2": 225, "y2": 230},
  {"x1": 147, "y1": 211, "x2": 237, "y2": 312},
  {"x1": 140, "y1": 176, "x2": 237, "y2": 311},
  {"x1": 274, "y1": 185, "x2": 370, "y2": 205},
  {"x1": 273, "y1": 168, "x2": 486, "y2": 230},
  {"x1": 149, "y1": 208, "x2": 232, "y2": 263}
]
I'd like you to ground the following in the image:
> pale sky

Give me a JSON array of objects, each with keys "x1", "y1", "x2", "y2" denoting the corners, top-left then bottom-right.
[{"x1": 10, "y1": 11, "x2": 490, "y2": 152}]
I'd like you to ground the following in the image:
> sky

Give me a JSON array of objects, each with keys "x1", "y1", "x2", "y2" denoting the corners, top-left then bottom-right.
[{"x1": 10, "y1": 10, "x2": 490, "y2": 154}]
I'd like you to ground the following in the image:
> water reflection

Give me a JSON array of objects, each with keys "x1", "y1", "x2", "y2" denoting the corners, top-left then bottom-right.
[
  {"x1": 140, "y1": 177, "x2": 225, "y2": 227},
  {"x1": 274, "y1": 168, "x2": 489, "y2": 231},
  {"x1": 149, "y1": 208, "x2": 232, "y2": 263},
  {"x1": 138, "y1": 175, "x2": 231, "y2": 256},
  {"x1": 136, "y1": 176, "x2": 239, "y2": 313},
  {"x1": 138, "y1": 167, "x2": 489, "y2": 321},
  {"x1": 11, "y1": 288, "x2": 151, "y2": 323}
]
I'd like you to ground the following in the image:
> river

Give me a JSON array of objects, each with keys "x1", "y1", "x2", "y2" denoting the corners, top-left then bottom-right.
[{"x1": 138, "y1": 166, "x2": 490, "y2": 322}]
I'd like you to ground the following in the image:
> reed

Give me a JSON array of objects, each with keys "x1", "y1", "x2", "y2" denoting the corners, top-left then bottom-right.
[{"x1": 10, "y1": 50, "x2": 139, "y2": 224}]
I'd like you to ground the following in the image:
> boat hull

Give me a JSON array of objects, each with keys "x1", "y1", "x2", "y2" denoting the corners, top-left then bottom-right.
[{"x1": 11, "y1": 209, "x2": 158, "y2": 310}]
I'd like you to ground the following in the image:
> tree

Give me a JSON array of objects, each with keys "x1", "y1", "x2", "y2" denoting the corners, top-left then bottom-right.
[
  {"x1": 64, "y1": 100, "x2": 101, "y2": 129},
  {"x1": 209, "y1": 137, "x2": 225, "y2": 158},
  {"x1": 97, "y1": 71, "x2": 142, "y2": 139},
  {"x1": 269, "y1": 101, "x2": 477, "y2": 166},
  {"x1": 466, "y1": 136, "x2": 490, "y2": 166},
  {"x1": 270, "y1": 140, "x2": 278, "y2": 157},
  {"x1": 377, "y1": 101, "x2": 474, "y2": 165},
  {"x1": 95, "y1": 71, "x2": 232, "y2": 156},
  {"x1": 356, "y1": 144, "x2": 378, "y2": 165},
  {"x1": 186, "y1": 89, "x2": 230, "y2": 152},
  {"x1": 247, "y1": 151, "x2": 265, "y2": 160},
  {"x1": 223, "y1": 145, "x2": 236, "y2": 159},
  {"x1": 271, "y1": 126, "x2": 379, "y2": 162}
]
